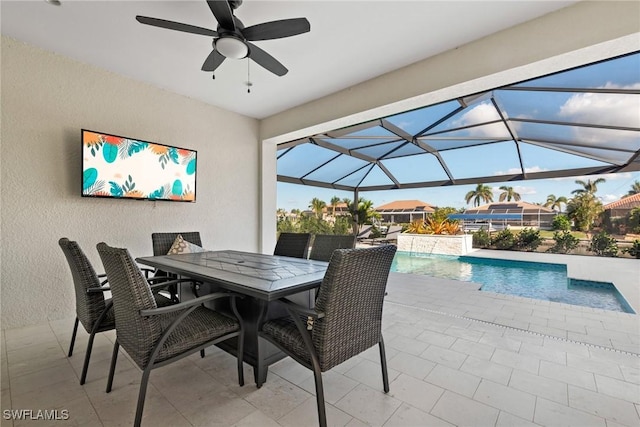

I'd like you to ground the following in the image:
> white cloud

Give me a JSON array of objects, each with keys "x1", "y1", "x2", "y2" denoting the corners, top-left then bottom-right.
[
  {"x1": 494, "y1": 165, "x2": 547, "y2": 175},
  {"x1": 452, "y1": 103, "x2": 510, "y2": 138},
  {"x1": 601, "y1": 194, "x2": 622, "y2": 203},
  {"x1": 552, "y1": 172, "x2": 633, "y2": 182},
  {"x1": 558, "y1": 83, "x2": 640, "y2": 143},
  {"x1": 491, "y1": 185, "x2": 537, "y2": 197},
  {"x1": 514, "y1": 186, "x2": 537, "y2": 195},
  {"x1": 396, "y1": 121, "x2": 413, "y2": 131}
]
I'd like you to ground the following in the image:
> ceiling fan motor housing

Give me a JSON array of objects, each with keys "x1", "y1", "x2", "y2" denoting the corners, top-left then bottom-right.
[
  {"x1": 228, "y1": 0, "x2": 243, "y2": 10},
  {"x1": 136, "y1": 0, "x2": 309, "y2": 76}
]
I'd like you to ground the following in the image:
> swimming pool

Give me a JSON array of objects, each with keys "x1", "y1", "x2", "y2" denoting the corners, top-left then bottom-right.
[{"x1": 391, "y1": 252, "x2": 633, "y2": 313}]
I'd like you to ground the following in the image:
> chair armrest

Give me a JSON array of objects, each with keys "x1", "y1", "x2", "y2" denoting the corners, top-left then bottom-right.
[
  {"x1": 276, "y1": 298, "x2": 325, "y2": 320},
  {"x1": 140, "y1": 292, "x2": 244, "y2": 316},
  {"x1": 87, "y1": 286, "x2": 110, "y2": 294},
  {"x1": 147, "y1": 278, "x2": 193, "y2": 290},
  {"x1": 147, "y1": 276, "x2": 201, "y2": 284},
  {"x1": 276, "y1": 298, "x2": 325, "y2": 331},
  {"x1": 140, "y1": 267, "x2": 154, "y2": 278}
]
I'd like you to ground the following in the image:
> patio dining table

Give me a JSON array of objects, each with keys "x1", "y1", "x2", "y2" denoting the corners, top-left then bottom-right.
[{"x1": 136, "y1": 250, "x2": 328, "y2": 385}]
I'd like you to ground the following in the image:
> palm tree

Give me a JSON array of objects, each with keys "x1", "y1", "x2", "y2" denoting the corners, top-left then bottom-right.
[
  {"x1": 309, "y1": 198, "x2": 326, "y2": 219},
  {"x1": 544, "y1": 194, "x2": 568, "y2": 212},
  {"x1": 571, "y1": 178, "x2": 606, "y2": 195},
  {"x1": 498, "y1": 186, "x2": 521, "y2": 202},
  {"x1": 566, "y1": 192, "x2": 603, "y2": 232},
  {"x1": 343, "y1": 198, "x2": 379, "y2": 235},
  {"x1": 465, "y1": 184, "x2": 494, "y2": 207},
  {"x1": 330, "y1": 196, "x2": 341, "y2": 217},
  {"x1": 627, "y1": 180, "x2": 640, "y2": 196}
]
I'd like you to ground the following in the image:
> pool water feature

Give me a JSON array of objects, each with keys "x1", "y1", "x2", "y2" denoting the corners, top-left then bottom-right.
[{"x1": 391, "y1": 252, "x2": 633, "y2": 313}]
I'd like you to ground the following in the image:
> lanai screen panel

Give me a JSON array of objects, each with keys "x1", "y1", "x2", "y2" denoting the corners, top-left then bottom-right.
[{"x1": 277, "y1": 52, "x2": 640, "y2": 192}]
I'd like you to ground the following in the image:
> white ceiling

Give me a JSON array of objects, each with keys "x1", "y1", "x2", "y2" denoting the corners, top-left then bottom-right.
[{"x1": 1, "y1": 1, "x2": 578, "y2": 119}]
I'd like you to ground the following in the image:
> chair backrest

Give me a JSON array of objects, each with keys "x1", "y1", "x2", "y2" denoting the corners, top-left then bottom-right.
[
  {"x1": 96, "y1": 243, "x2": 163, "y2": 369},
  {"x1": 309, "y1": 234, "x2": 356, "y2": 262},
  {"x1": 273, "y1": 232, "x2": 311, "y2": 259},
  {"x1": 58, "y1": 238, "x2": 109, "y2": 333},
  {"x1": 312, "y1": 245, "x2": 397, "y2": 371},
  {"x1": 151, "y1": 232, "x2": 202, "y2": 280},
  {"x1": 151, "y1": 232, "x2": 202, "y2": 256}
]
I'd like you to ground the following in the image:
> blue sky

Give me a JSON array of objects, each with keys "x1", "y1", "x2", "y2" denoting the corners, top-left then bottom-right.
[{"x1": 277, "y1": 172, "x2": 640, "y2": 211}]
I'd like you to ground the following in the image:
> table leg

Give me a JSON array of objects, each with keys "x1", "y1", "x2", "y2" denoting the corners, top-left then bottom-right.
[{"x1": 254, "y1": 300, "x2": 269, "y2": 387}]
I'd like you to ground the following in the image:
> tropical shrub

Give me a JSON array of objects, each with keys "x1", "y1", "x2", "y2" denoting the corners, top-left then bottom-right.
[
  {"x1": 442, "y1": 220, "x2": 460, "y2": 235},
  {"x1": 424, "y1": 217, "x2": 447, "y2": 234},
  {"x1": 623, "y1": 240, "x2": 640, "y2": 259},
  {"x1": 472, "y1": 229, "x2": 491, "y2": 248},
  {"x1": 566, "y1": 193, "x2": 603, "y2": 231},
  {"x1": 546, "y1": 230, "x2": 580, "y2": 254},
  {"x1": 588, "y1": 231, "x2": 619, "y2": 257},
  {"x1": 627, "y1": 207, "x2": 640, "y2": 234},
  {"x1": 491, "y1": 229, "x2": 515, "y2": 250},
  {"x1": 406, "y1": 219, "x2": 427, "y2": 234},
  {"x1": 514, "y1": 228, "x2": 542, "y2": 251},
  {"x1": 332, "y1": 216, "x2": 352, "y2": 235},
  {"x1": 551, "y1": 214, "x2": 571, "y2": 231},
  {"x1": 430, "y1": 207, "x2": 460, "y2": 223},
  {"x1": 405, "y1": 218, "x2": 459, "y2": 235},
  {"x1": 277, "y1": 212, "x2": 353, "y2": 236}
]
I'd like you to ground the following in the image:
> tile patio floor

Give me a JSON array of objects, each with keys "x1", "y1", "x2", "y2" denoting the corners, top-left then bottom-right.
[{"x1": 1, "y1": 270, "x2": 639, "y2": 426}]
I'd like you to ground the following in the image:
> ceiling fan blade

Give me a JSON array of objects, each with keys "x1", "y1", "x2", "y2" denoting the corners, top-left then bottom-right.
[
  {"x1": 242, "y1": 18, "x2": 310, "y2": 41},
  {"x1": 136, "y1": 16, "x2": 218, "y2": 37},
  {"x1": 207, "y1": 0, "x2": 236, "y2": 30},
  {"x1": 247, "y1": 42, "x2": 288, "y2": 76},
  {"x1": 201, "y1": 50, "x2": 226, "y2": 72}
]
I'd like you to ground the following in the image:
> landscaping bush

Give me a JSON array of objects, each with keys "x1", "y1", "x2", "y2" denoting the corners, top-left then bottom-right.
[
  {"x1": 546, "y1": 230, "x2": 579, "y2": 254},
  {"x1": 627, "y1": 207, "x2": 640, "y2": 234},
  {"x1": 588, "y1": 231, "x2": 619, "y2": 257},
  {"x1": 514, "y1": 228, "x2": 542, "y2": 251},
  {"x1": 551, "y1": 214, "x2": 571, "y2": 231},
  {"x1": 491, "y1": 229, "x2": 515, "y2": 250},
  {"x1": 472, "y1": 229, "x2": 491, "y2": 248},
  {"x1": 623, "y1": 240, "x2": 640, "y2": 259}
]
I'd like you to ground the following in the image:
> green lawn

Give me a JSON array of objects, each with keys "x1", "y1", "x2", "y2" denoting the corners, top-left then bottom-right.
[{"x1": 538, "y1": 230, "x2": 588, "y2": 239}]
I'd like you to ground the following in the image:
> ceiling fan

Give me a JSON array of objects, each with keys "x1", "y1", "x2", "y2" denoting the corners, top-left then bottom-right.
[{"x1": 136, "y1": 0, "x2": 310, "y2": 77}]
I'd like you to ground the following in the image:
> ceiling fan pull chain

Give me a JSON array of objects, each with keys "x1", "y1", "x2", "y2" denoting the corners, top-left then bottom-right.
[{"x1": 246, "y1": 58, "x2": 252, "y2": 93}]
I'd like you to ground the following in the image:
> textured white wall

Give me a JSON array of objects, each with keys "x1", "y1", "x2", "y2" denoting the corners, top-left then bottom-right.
[
  {"x1": 1, "y1": 37, "x2": 260, "y2": 328},
  {"x1": 397, "y1": 234, "x2": 474, "y2": 256}
]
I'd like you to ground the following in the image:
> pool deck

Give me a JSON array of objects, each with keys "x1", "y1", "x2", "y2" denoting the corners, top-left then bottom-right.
[
  {"x1": 467, "y1": 249, "x2": 640, "y2": 315},
  {"x1": 1, "y1": 266, "x2": 638, "y2": 426}
]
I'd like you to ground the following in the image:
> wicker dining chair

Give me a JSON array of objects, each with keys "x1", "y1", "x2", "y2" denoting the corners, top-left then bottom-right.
[
  {"x1": 58, "y1": 238, "x2": 174, "y2": 385},
  {"x1": 308, "y1": 234, "x2": 356, "y2": 262},
  {"x1": 273, "y1": 232, "x2": 311, "y2": 258},
  {"x1": 96, "y1": 242, "x2": 245, "y2": 427},
  {"x1": 258, "y1": 245, "x2": 397, "y2": 427},
  {"x1": 151, "y1": 231, "x2": 203, "y2": 301}
]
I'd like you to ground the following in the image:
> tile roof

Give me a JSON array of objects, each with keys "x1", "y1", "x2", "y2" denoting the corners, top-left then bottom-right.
[
  {"x1": 375, "y1": 200, "x2": 435, "y2": 212},
  {"x1": 603, "y1": 193, "x2": 640, "y2": 210}
]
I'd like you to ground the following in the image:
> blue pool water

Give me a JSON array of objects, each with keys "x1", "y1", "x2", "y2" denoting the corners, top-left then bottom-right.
[{"x1": 391, "y1": 252, "x2": 633, "y2": 313}]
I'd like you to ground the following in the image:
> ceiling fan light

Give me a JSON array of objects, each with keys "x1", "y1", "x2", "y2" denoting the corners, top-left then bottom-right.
[{"x1": 216, "y1": 37, "x2": 248, "y2": 59}]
